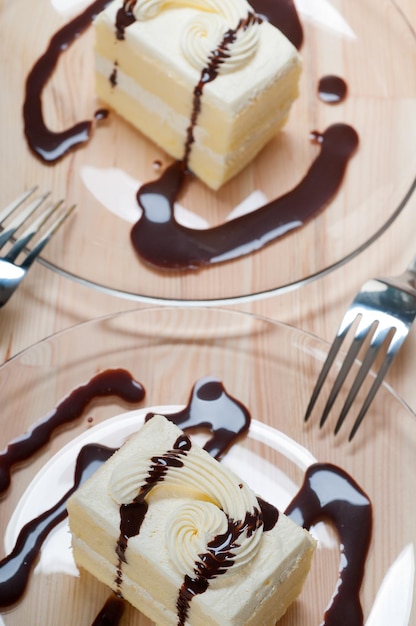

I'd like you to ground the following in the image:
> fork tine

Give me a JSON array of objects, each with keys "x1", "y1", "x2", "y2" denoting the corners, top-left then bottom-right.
[
  {"x1": 5, "y1": 199, "x2": 63, "y2": 262},
  {"x1": 304, "y1": 311, "x2": 357, "y2": 423},
  {"x1": 333, "y1": 323, "x2": 392, "y2": 435},
  {"x1": 0, "y1": 192, "x2": 50, "y2": 250},
  {"x1": 348, "y1": 331, "x2": 407, "y2": 441},
  {"x1": 0, "y1": 187, "x2": 37, "y2": 223},
  {"x1": 318, "y1": 315, "x2": 375, "y2": 428},
  {"x1": 304, "y1": 334, "x2": 346, "y2": 422},
  {"x1": 21, "y1": 203, "x2": 76, "y2": 269}
]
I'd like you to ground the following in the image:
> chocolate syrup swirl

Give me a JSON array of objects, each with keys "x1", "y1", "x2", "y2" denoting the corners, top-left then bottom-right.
[
  {"x1": 0, "y1": 372, "x2": 372, "y2": 626},
  {"x1": 147, "y1": 377, "x2": 251, "y2": 459},
  {"x1": 286, "y1": 463, "x2": 372, "y2": 625},
  {"x1": 23, "y1": 0, "x2": 112, "y2": 162},
  {"x1": 131, "y1": 124, "x2": 358, "y2": 269},
  {"x1": 0, "y1": 368, "x2": 144, "y2": 495}
]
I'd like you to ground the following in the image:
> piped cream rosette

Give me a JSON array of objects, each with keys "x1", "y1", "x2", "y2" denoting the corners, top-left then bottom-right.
[
  {"x1": 131, "y1": 0, "x2": 261, "y2": 73},
  {"x1": 109, "y1": 423, "x2": 264, "y2": 580}
]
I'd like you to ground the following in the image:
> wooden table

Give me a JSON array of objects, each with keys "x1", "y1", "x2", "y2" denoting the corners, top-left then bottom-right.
[{"x1": 0, "y1": 3, "x2": 415, "y2": 624}]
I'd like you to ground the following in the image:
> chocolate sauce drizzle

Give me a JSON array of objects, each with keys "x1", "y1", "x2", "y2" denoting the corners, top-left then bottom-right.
[
  {"x1": 23, "y1": 0, "x2": 112, "y2": 162},
  {"x1": 286, "y1": 463, "x2": 372, "y2": 625},
  {"x1": 131, "y1": 124, "x2": 358, "y2": 269},
  {"x1": 0, "y1": 371, "x2": 372, "y2": 626},
  {"x1": 115, "y1": 1, "x2": 137, "y2": 40},
  {"x1": 0, "y1": 442, "x2": 114, "y2": 607},
  {"x1": 182, "y1": 12, "x2": 261, "y2": 168},
  {"x1": 176, "y1": 508, "x2": 263, "y2": 626},
  {"x1": 109, "y1": 62, "x2": 118, "y2": 88},
  {"x1": 0, "y1": 368, "x2": 144, "y2": 495},
  {"x1": 115, "y1": 433, "x2": 192, "y2": 593},
  {"x1": 147, "y1": 377, "x2": 251, "y2": 459}
]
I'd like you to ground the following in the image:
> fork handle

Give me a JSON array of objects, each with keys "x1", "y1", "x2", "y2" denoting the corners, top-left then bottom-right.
[
  {"x1": 407, "y1": 255, "x2": 416, "y2": 274},
  {"x1": 386, "y1": 254, "x2": 416, "y2": 296}
]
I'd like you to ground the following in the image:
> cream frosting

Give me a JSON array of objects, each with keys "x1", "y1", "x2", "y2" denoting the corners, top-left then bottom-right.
[
  {"x1": 131, "y1": 0, "x2": 260, "y2": 73},
  {"x1": 109, "y1": 416, "x2": 263, "y2": 579}
]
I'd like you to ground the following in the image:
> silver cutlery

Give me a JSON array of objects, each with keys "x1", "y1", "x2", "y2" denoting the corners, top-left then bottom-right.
[
  {"x1": 0, "y1": 188, "x2": 75, "y2": 307},
  {"x1": 305, "y1": 256, "x2": 416, "y2": 440}
]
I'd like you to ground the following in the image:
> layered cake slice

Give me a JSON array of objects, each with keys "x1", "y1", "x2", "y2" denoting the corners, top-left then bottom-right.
[
  {"x1": 67, "y1": 414, "x2": 316, "y2": 625},
  {"x1": 94, "y1": 0, "x2": 302, "y2": 189}
]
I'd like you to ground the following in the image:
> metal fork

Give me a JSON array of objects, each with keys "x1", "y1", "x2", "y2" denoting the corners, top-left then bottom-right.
[
  {"x1": 0, "y1": 188, "x2": 75, "y2": 307},
  {"x1": 304, "y1": 255, "x2": 416, "y2": 440}
]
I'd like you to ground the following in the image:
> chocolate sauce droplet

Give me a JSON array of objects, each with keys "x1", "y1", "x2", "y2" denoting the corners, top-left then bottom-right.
[
  {"x1": 95, "y1": 108, "x2": 109, "y2": 121},
  {"x1": 109, "y1": 62, "x2": 118, "y2": 87},
  {"x1": 318, "y1": 75, "x2": 348, "y2": 104}
]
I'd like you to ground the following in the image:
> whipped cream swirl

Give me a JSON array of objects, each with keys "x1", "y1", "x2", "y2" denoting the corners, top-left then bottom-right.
[
  {"x1": 109, "y1": 426, "x2": 264, "y2": 580},
  {"x1": 130, "y1": 0, "x2": 261, "y2": 74}
]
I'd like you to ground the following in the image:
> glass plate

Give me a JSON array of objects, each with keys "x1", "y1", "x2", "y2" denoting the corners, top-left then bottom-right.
[
  {"x1": 0, "y1": 307, "x2": 414, "y2": 624},
  {"x1": 1, "y1": 0, "x2": 416, "y2": 303}
]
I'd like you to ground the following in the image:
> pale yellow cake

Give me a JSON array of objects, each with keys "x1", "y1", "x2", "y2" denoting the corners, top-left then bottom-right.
[
  {"x1": 94, "y1": 0, "x2": 302, "y2": 189},
  {"x1": 67, "y1": 415, "x2": 316, "y2": 625}
]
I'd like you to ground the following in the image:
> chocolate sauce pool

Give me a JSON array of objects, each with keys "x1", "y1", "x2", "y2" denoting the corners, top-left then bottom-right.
[
  {"x1": 0, "y1": 372, "x2": 372, "y2": 626},
  {"x1": 22, "y1": 0, "x2": 357, "y2": 271}
]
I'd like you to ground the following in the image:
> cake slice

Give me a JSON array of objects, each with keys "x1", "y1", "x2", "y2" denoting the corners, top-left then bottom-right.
[
  {"x1": 94, "y1": 0, "x2": 302, "y2": 189},
  {"x1": 67, "y1": 414, "x2": 316, "y2": 625}
]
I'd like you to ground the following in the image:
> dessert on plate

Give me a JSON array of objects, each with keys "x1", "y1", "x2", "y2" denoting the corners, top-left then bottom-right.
[
  {"x1": 67, "y1": 414, "x2": 316, "y2": 625},
  {"x1": 94, "y1": 0, "x2": 302, "y2": 189}
]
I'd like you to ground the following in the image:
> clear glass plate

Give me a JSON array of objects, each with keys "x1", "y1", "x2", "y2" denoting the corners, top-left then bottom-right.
[
  {"x1": 0, "y1": 307, "x2": 414, "y2": 624},
  {"x1": 1, "y1": 0, "x2": 416, "y2": 303}
]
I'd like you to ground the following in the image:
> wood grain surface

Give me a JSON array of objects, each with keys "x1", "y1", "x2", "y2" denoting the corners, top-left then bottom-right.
[{"x1": 0, "y1": 0, "x2": 415, "y2": 623}]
